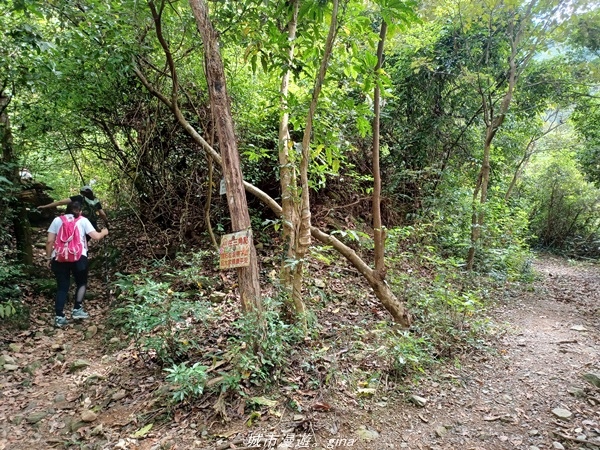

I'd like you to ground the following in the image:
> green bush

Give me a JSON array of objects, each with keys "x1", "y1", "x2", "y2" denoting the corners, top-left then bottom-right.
[
  {"x1": 474, "y1": 192, "x2": 533, "y2": 280},
  {"x1": 391, "y1": 184, "x2": 533, "y2": 280},
  {"x1": 379, "y1": 329, "x2": 434, "y2": 378},
  {"x1": 0, "y1": 247, "x2": 25, "y2": 322},
  {"x1": 522, "y1": 154, "x2": 600, "y2": 257},
  {"x1": 224, "y1": 298, "x2": 304, "y2": 389},
  {"x1": 0, "y1": 163, "x2": 25, "y2": 324},
  {"x1": 386, "y1": 257, "x2": 491, "y2": 361},
  {"x1": 164, "y1": 362, "x2": 209, "y2": 403},
  {"x1": 112, "y1": 272, "x2": 213, "y2": 365}
]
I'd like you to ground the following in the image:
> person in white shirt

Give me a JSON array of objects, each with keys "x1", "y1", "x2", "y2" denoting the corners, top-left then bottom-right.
[{"x1": 46, "y1": 201, "x2": 108, "y2": 327}]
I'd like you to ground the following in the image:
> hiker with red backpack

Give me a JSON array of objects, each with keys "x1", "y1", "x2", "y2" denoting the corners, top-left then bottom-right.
[{"x1": 46, "y1": 201, "x2": 109, "y2": 327}]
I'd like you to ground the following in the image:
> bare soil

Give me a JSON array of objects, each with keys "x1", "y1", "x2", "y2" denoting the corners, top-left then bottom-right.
[
  {"x1": 339, "y1": 256, "x2": 600, "y2": 450},
  {"x1": 1, "y1": 255, "x2": 599, "y2": 450}
]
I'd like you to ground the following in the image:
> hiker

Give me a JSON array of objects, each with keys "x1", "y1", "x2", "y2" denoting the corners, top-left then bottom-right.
[
  {"x1": 19, "y1": 167, "x2": 33, "y2": 181},
  {"x1": 38, "y1": 185, "x2": 109, "y2": 231},
  {"x1": 46, "y1": 201, "x2": 109, "y2": 327}
]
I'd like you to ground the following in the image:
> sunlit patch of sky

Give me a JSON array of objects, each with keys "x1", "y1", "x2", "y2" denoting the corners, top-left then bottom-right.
[
  {"x1": 547, "y1": 0, "x2": 599, "y2": 24},
  {"x1": 533, "y1": 0, "x2": 600, "y2": 61}
]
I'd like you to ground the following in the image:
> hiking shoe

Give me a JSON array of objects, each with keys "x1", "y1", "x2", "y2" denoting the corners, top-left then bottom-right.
[
  {"x1": 72, "y1": 308, "x2": 89, "y2": 319},
  {"x1": 54, "y1": 316, "x2": 69, "y2": 327}
]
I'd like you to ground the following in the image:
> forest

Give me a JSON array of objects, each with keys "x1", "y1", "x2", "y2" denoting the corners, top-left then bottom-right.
[{"x1": 1, "y1": 0, "x2": 599, "y2": 449}]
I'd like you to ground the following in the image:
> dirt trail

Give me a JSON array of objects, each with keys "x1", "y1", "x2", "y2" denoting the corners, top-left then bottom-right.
[
  {"x1": 1, "y1": 256, "x2": 599, "y2": 450},
  {"x1": 337, "y1": 256, "x2": 600, "y2": 450}
]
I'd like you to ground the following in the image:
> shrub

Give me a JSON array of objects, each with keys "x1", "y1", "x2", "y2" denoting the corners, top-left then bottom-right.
[
  {"x1": 112, "y1": 272, "x2": 213, "y2": 366},
  {"x1": 474, "y1": 192, "x2": 533, "y2": 280},
  {"x1": 522, "y1": 154, "x2": 600, "y2": 257},
  {"x1": 0, "y1": 247, "x2": 26, "y2": 324},
  {"x1": 224, "y1": 298, "x2": 304, "y2": 389},
  {"x1": 164, "y1": 362, "x2": 209, "y2": 403},
  {"x1": 378, "y1": 328, "x2": 435, "y2": 378}
]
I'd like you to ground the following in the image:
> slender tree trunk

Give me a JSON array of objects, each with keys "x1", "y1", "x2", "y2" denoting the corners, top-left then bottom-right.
[
  {"x1": 278, "y1": 0, "x2": 306, "y2": 326},
  {"x1": 466, "y1": 20, "x2": 520, "y2": 271},
  {"x1": 205, "y1": 155, "x2": 218, "y2": 249},
  {"x1": 466, "y1": 136, "x2": 491, "y2": 270},
  {"x1": 291, "y1": 0, "x2": 339, "y2": 312},
  {"x1": 372, "y1": 20, "x2": 387, "y2": 277},
  {"x1": 188, "y1": 0, "x2": 263, "y2": 317},
  {"x1": 464, "y1": 0, "x2": 551, "y2": 269},
  {"x1": 363, "y1": 20, "x2": 411, "y2": 325},
  {"x1": 0, "y1": 90, "x2": 33, "y2": 265},
  {"x1": 504, "y1": 146, "x2": 533, "y2": 202}
]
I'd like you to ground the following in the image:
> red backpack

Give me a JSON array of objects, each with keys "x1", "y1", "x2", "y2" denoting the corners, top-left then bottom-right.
[{"x1": 54, "y1": 216, "x2": 84, "y2": 262}]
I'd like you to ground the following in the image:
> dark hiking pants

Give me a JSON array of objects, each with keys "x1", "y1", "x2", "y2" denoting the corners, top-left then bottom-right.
[{"x1": 51, "y1": 256, "x2": 89, "y2": 316}]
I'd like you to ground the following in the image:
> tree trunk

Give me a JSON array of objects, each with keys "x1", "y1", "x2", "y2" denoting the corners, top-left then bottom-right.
[
  {"x1": 188, "y1": 0, "x2": 263, "y2": 317},
  {"x1": 466, "y1": 135, "x2": 491, "y2": 271},
  {"x1": 372, "y1": 20, "x2": 387, "y2": 277},
  {"x1": 278, "y1": 0, "x2": 306, "y2": 326},
  {"x1": 205, "y1": 155, "x2": 218, "y2": 250},
  {"x1": 0, "y1": 90, "x2": 33, "y2": 265},
  {"x1": 291, "y1": 0, "x2": 339, "y2": 317},
  {"x1": 466, "y1": 19, "x2": 520, "y2": 271}
]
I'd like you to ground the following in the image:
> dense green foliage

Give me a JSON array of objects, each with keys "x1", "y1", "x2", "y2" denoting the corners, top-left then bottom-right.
[
  {"x1": 524, "y1": 151, "x2": 600, "y2": 256},
  {"x1": 113, "y1": 272, "x2": 213, "y2": 365},
  {"x1": 2, "y1": 0, "x2": 597, "y2": 253},
  {"x1": 0, "y1": 163, "x2": 24, "y2": 321}
]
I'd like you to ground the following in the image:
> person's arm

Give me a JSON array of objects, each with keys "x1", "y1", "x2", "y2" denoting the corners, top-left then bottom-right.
[
  {"x1": 46, "y1": 232, "x2": 56, "y2": 267},
  {"x1": 38, "y1": 198, "x2": 71, "y2": 209},
  {"x1": 82, "y1": 217, "x2": 107, "y2": 240},
  {"x1": 88, "y1": 228, "x2": 108, "y2": 241},
  {"x1": 97, "y1": 209, "x2": 109, "y2": 227}
]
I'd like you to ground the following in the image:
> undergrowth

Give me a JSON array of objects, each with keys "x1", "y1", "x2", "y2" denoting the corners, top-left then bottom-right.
[
  {"x1": 112, "y1": 270, "x2": 215, "y2": 366},
  {"x1": 107, "y1": 220, "x2": 535, "y2": 409},
  {"x1": 110, "y1": 257, "x2": 304, "y2": 404},
  {"x1": 0, "y1": 247, "x2": 29, "y2": 328}
]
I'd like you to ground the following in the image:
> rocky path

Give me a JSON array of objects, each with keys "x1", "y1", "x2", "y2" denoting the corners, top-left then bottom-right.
[
  {"x1": 338, "y1": 256, "x2": 600, "y2": 450},
  {"x1": 0, "y1": 256, "x2": 599, "y2": 450}
]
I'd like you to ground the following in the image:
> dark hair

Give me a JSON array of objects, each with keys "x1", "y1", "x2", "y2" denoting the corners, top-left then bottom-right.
[
  {"x1": 81, "y1": 190, "x2": 94, "y2": 200},
  {"x1": 67, "y1": 201, "x2": 82, "y2": 218}
]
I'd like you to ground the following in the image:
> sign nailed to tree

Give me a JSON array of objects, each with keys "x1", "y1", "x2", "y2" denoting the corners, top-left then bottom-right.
[{"x1": 219, "y1": 229, "x2": 252, "y2": 269}]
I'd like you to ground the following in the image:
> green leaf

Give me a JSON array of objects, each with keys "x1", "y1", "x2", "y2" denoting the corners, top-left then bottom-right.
[
  {"x1": 312, "y1": 144, "x2": 324, "y2": 159},
  {"x1": 332, "y1": 159, "x2": 340, "y2": 173},
  {"x1": 356, "y1": 116, "x2": 371, "y2": 138},
  {"x1": 260, "y1": 53, "x2": 268, "y2": 73},
  {"x1": 132, "y1": 423, "x2": 153, "y2": 438},
  {"x1": 364, "y1": 53, "x2": 378, "y2": 68},
  {"x1": 250, "y1": 396, "x2": 278, "y2": 407}
]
